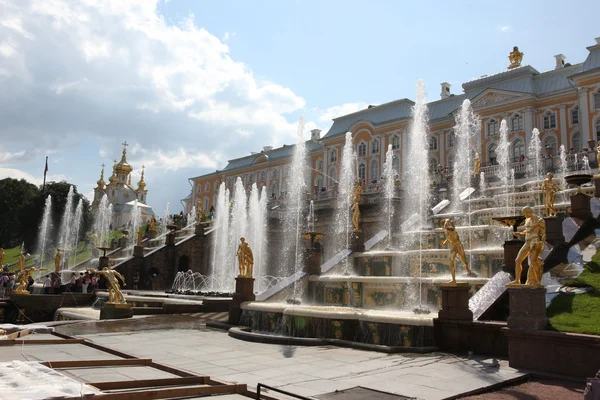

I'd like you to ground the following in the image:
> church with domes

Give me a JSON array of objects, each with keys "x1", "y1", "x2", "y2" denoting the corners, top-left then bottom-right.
[{"x1": 92, "y1": 142, "x2": 155, "y2": 229}]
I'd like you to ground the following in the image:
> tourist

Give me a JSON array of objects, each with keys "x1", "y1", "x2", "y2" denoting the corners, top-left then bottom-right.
[
  {"x1": 67, "y1": 273, "x2": 76, "y2": 292},
  {"x1": 76, "y1": 272, "x2": 84, "y2": 292},
  {"x1": 0, "y1": 272, "x2": 7, "y2": 297},
  {"x1": 26, "y1": 275, "x2": 34, "y2": 292},
  {"x1": 151, "y1": 274, "x2": 159, "y2": 290},
  {"x1": 52, "y1": 274, "x2": 62, "y2": 294},
  {"x1": 133, "y1": 272, "x2": 140, "y2": 290},
  {"x1": 43, "y1": 275, "x2": 52, "y2": 294},
  {"x1": 81, "y1": 273, "x2": 91, "y2": 294},
  {"x1": 91, "y1": 274, "x2": 99, "y2": 292},
  {"x1": 6, "y1": 272, "x2": 14, "y2": 295}
]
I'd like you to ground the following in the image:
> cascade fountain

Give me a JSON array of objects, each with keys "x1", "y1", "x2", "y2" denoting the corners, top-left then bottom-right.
[
  {"x1": 496, "y1": 120, "x2": 511, "y2": 214},
  {"x1": 334, "y1": 132, "x2": 356, "y2": 274},
  {"x1": 58, "y1": 186, "x2": 84, "y2": 269},
  {"x1": 94, "y1": 195, "x2": 113, "y2": 248},
  {"x1": 129, "y1": 201, "x2": 142, "y2": 252},
  {"x1": 383, "y1": 144, "x2": 395, "y2": 249},
  {"x1": 452, "y1": 99, "x2": 479, "y2": 208},
  {"x1": 479, "y1": 172, "x2": 486, "y2": 198},
  {"x1": 230, "y1": 177, "x2": 249, "y2": 263},
  {"x1": 247, "y1": 183, "x2": 268, "y2": 291},
  {"x1": 36, "y1": 195, "x2": 52, "y2": 266},
  {"x1": 528, "y1": 128, "x2": 543, "y2": 185},
  {"x1": 212, "y1": 182, "x2": 232, "y2": 292},
  {"x1": 71, "y1": 199, "x2": 84, "y2": 265},
  {"x1": 161, "y1": 202, "x2": 172, "y2": 235}
]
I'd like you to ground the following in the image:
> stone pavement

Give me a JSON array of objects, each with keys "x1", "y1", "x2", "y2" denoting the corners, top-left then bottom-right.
[{"x1": 60, "y1": 319, "x2": 524, "y2": 400}]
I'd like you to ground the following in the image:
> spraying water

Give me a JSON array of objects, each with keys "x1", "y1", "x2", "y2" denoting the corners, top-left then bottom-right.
[
  {"x1": 334, "y1": 132, "x2": 356, "y2": 275},
  {"x1": 129, "y1": 200, "x2": 142, "y2": 253},
  {"x1": 161, "y1": 202, "x2": 172, "y2": 235},
  {"x1": 528, "y1": 128, "x2": 542, "y2": 185},
  {"x1": 58, "y1": 186, "x2": 75, "y2": 254},
  {"x1": 479, "y1": 172, "x2": 486, "y2": 198},
  {"x1": 496, "y1": 120, "x2": 511, "y2": 213},
  {"x1": 582, "y1": 155, "x2": 591, "y2": 172},
  {"x1": 559, "y1": 145, "x2": 569, "y2": 204},
  {"x1": 94, "y1": 195, "x2": 113, "y2": 248},
  {"x1": 248, "y1": 183, "x2": 268, "y2": 291},
  {"x1": 36, "y1": 195, "x2": 52, "y2": 266},
  {"x1": 382, "y1": 144, "x2": 395, "y2": 248},
  {"x1": 308, "y1": 200, "x2": 315, "y2": 233},
  {"x1": 230, "y1": 178, "x2": 249, "y2": 279},
  {"x1": 212, "y1": 183, "x2": 232, "y2": 292},
  {"x1": 452, "y1": 99, "x2": 480, "y2": 207},
  {"x1": 71, "y1": 199, "x2": 84, "y2": 265}
]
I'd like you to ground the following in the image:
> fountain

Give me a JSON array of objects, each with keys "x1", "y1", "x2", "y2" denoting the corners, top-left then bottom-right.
[
  {"x1": 334, "y1": 132, "x2": 356, "y2": 274},
  {"x1": 383, "y1": 145, "x2": 395, "y2": 249},
  {"x1": 497, "y1": 120, "x2": 511, "y2": 214},
  {"x1": 248, "y1": 184, "x2": 268, "y2": 291},
  {"x1": 35, "y1": 195, "x2": 52, "y2": 266},
  {"x1": 528, "y1": 128, "x2": 543, "y2": 185},
  {"x1": 212, "y1": 183, "x2": 232, "y2": 293},
  {"x1": 57, "y1": 186, "x2": 84, "y2": 269},
  {"x1": 94, "y1": 195, "x2": 113, "y2": 249}
]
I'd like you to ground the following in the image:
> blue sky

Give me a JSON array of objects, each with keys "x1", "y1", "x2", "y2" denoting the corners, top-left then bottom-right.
[{"x1": 1, "y1": 0, "x2": 598, "y2": 212}]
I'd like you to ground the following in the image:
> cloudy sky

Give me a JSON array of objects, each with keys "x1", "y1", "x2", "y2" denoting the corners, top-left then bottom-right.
[{"x1": 1, "y1": 0, "x2": 598, "y2": 211}]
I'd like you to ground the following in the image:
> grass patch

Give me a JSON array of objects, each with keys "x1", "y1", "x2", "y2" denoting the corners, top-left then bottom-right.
[
  {"x1": 2, "y1": 244, "x2": 92, "y2": 273},
  {"x1": 547, "y1": 249, "x2": 600, "y2": 336}
]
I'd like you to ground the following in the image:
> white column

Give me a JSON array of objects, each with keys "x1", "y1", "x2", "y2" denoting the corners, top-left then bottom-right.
[
  {"x1": 524, "y1": 106, "x2": 535, "y2": 150},
  {"x1": 558, "y1": 104, "x2": 568, "y2": 148},
  {"x1": 578, "y1": 87, "x2": 591, "y2": 142}
]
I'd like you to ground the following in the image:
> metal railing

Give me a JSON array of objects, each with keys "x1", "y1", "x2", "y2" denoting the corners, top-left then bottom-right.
[{"x1": 256, "y1": 383, "x2": 312, "y2": 400}]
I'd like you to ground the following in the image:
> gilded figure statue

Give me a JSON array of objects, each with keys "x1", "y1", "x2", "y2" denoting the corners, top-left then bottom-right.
[
  {"x1": 441, "y1": 219, "x2": 475, "y2": 283},
  {"x1": 54, "y1": 249, "x2": 61, "y2": 273},
  {"x1": 0, "y1": 248, "x2": 4, "y2": 269},
  {"x1": 18, "y1": 251, "x2": 25, "y2": 271},
  {"x1": 15, "y1": 267, "x2": 46, "y2": 294},
  {"x1": 137, "y1": 227, "x2": 143, "y2": 246},
  {"x1": 237, "y1": 237, "x2": 254, "y2": 278},
  {"x1": 197, "y1": 207, "x2": 206, "y2": 223},
  {"x1": 509, "y1": 206, "x2": 546, "y2": 286},
  {"x1": 473, "y1": 152, "x2": 481, "y2": 176},
  {"x1": 352, "y1": 183, "x2": 362, "y2": 232},
  {"x1": 90, "y1": 267, "x2": 127, "y2": 304},
  {"x1": 508, "y1": 46, "x2": 524, "y2": 69},
  {"x1": 540, "y1": 172, "x2": 561, "y2": 217},
  {"x1": 596, "y1": 143, "x2": 600, "y2": 175},
  {"x1": 91, "y1": 233, "x2": 99, "y2": 248},
  {"x1": 149, "y1": 215, "x2": 157, "y2": 231}
]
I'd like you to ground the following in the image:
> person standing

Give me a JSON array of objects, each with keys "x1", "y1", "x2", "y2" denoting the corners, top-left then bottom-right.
[{"x1": 43, "y1": 275, "x2": 52, "y2": 294}]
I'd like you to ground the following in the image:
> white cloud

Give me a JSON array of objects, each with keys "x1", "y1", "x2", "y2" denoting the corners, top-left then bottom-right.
[
  {"x1": 318, "y1": 102, "x2": 369, "y2": 122},
  {"x1": 498, "y1": 25, "x2": 511, "y2": 33},
  {"x1": 0, "y1": 167, "x2": 66, "y2": 185},
  {"x1": 0, "y1": 150, "x2": 26, "y2": 163},
  {"x1": 129, "y1": 147, "x2": 221, "y2": 172}
]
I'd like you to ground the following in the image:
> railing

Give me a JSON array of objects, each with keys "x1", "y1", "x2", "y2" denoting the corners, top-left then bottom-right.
[
  {"x1": 256, "y1": 383, "x2": 312, "y2": 400},
  {"x1": 480, "y1": 151, "x2": 598, "y2": 179}
]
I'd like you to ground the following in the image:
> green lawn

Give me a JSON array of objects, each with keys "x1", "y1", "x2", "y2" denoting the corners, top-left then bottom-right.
[
  {"x1": 2, "y1": 244, "x2": 93, "y2": 273},
  {"x1": 547, "y1": 250, "x2": 600, "y2": 336}
]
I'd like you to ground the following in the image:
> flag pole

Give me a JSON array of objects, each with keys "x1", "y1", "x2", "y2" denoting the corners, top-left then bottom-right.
[{"x1": 43, "y1": 156, "x2": 48, "y2": 192}]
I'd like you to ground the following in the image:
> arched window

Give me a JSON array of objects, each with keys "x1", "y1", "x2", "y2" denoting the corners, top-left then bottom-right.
[
  {"x1": 543, "y1": 111, "x2": 557, "y2": 129},
  {"x1": 392, "y1": 135, "x2": 400, "y2": 150},
  {"x1": 203, "y1": 197, "x2": 209, "y2": 211},
  {"x1": 316, "y1": 159, "x2": 323, "y2": 170},
  {"x1": 543, "y1": 136, "x2": 557, "y2": 156},
  {"x1": 511, "y1": 139, "x2": 525, "y2": 162},
  {"x1": 596, "y1": 120, "x2": 600, "y2": 142},
  {"x1": 212, "y1": 194, "x2": 217, "y2": 207},
  {"x1": 487, "y1": 119, "x2": 499, "y2": 136},
  {"x1": 329, "y1": 149, "x2": 337, "y2": 163},
  {"x1": 197, "y1": 183, "x2": 203, "y2": 193},
  {"x1": 429, "y1": 135, "x2": 438, "y2": 151},
  {"x1": 271, "y1": 168, "x2": 277, "y2": 178},
  {"x1": 214, "y1": 181, "x2": 220, "y2": 191},
  {"x1": 511, "y1": 114, "x2": 523, "y2": 132},
  {"x1": 284, "y1": 166, "x2": 290, "y2": 177},
  {"x1": 447, "y1": 131, "x2": 455, "y2": 148},
  {"x1": 328, "y1": 167, "x2": 337, "y2": 186},
  {"x1": 371, "y1": 139, "x2": 380, "y2": 154},
  {"x1": 428, "y1": 158, "x2": 438, "y2": 173},
  {"x1": 488, "y1": 143, "x2": 497, "y2": 164},
  {"x1": 447, "y1": 152, "x2": 455, "y2": 170},
  {"x1": 392, "y1": 156, "x2": 400, "y2": 173},
  {"x1": 248, "y1": 173, "x2": 254, "y2": 184},
  {"x1": 204, "y1": 182, "x2": 210, "y2": 192},
  {"x1": 572, "y1": 132, "x2": 581, "y2": 152},
  {"x1": 358, "y1": 163, "x2": 366, "y2": 181},
  {"x1": 358, "y1": 142, "x2": 367, "y2": 157},
  {"x1": 370, "y1": 160, "x2": 379, "y2": 181},
  {"x1": 315, "y1": 175, "x2": 323, "y2": 189},
  {"x1": 594, "y1": 90, "x2": 600, "y2": 109},
  {"x1": 571, "y1": 106, "x2": 579, "y2": 125},
  {"x1": 270, "y1": 183, "x2": 279, "y2": 199},
  {"x1": 259, "y1": 171, "x2": 266, "y2": 181}
]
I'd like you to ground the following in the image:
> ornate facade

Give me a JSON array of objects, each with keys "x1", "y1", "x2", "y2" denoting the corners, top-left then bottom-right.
[
  {"x1": 183, "y1": 37, "x2": 600, "y2": 214},
  {"x1": 92, "y1": 142, "x2": 155, "y2": 228}
]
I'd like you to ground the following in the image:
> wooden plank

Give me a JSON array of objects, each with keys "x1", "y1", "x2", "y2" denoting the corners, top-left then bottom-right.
[
  {"x1": 0, "y1": 338, "x2": 85, "y2": 346},
  {"x1": 41, "y1": 358, "x2": 153, "y2": 369},
  {"x1": 79, "y1": 339, "x2": 140, "y2": 360},
  {"x1": 149, "y1": 361, "x2": 198, "y2": 378},
  {"x1": 84, "y1": 383, "x2": 246, "y2": 399},
  {"x1": 5, "y1": 329, "x2": 31, "y2": 340},
  {"x1": 88, "y1": 376, "x2": 208, "y2": 391}
]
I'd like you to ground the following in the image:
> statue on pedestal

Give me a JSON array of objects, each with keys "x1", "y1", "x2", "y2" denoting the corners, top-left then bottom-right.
[
  {"x1": 540, "y1": 172, "x2": 560, "y2": 217},
  {"x1": 149, "y1": 215, "x2": 157, "y2": 231},
  {"x1": 509, "y1": 206, "x2": 546, "y2": 286},
  {"x1": 90, "y1": 267, "x2": 127, "y2": 304},
  {"x1": 54, "y1": 249, "x2": 61, "y2": 273},
  {"x1": 441, "y1": 218, "x2": 475, "y2": 283},
  {"x1": 197, "y1": 207, "x2": 206, "y2": 224},
  {"x1": 352, "y1": 183, "x2": 362, "y2": 232},
  {"x1": 237, "y1": 237, "x2": 254, "y2": 278},
  {"x1": 15, "y1": 267, "x2": 46, "y2": 294},
  {"x1": 18, "y1": 251, "x2": 25, "y2": 271},
  {"x1": 508, "y1": 46, "x2": 524, "y2": 69},
  {"x1": 137, "y1": 227, "x2": 143, "y2": 247}
]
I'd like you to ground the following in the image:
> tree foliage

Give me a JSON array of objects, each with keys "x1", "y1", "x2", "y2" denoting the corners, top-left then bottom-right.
[{"x1": 0, "y1": 178, "x2": 92, "y2": 251}]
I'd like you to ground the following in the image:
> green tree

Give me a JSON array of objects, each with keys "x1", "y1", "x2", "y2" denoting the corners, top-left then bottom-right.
[{"x1": 0, "y1": 178, "x2": 38, "y2": 248}]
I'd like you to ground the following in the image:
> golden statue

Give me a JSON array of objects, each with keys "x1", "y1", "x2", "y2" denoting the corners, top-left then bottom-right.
[
  {"x1": 91, "y1": 233, "x2": 99, "y2": 248},
  {"x1": 18, "y1": 251, "x2": 25, "y2": 272},
  {"x1": 540, "y1": 172, "x2": 560, "y2": 217},
  {"x1": 0, "y1": 248, "x2": 4, "y2": 269},
  {"x1": 149, "y1": 215, "x2": 157, "y2": 231},
  {"x1": 15, "y1": 267, "x2": 46, "y2": 295},
  {"x1": 441, "y1": 219, "x2": 475, "y2": 283},
  {"x1": 236, "y1": 237, "x2": 254, "y2": 278},
  {"x1": 352, "y1": 183, "x2": 362, "y2": 232},
  {"x1": 197, "y1": 207, "x2": 206, "y2": 223},
  {"x1": 508, "y1": 46, "x2": 524, "y2": 70},
  {"x1": 509, "y1": 206, "x2": 546, "y2": 286},
  {"x1": 90, "y1": 267, "x2": 127, "y2": 304},
  {"x1": 473, "y1": 152, "x2": 481, "y2": 176},
  {"x1": 137, "y1": 227, "x2": 143, "y2": 246},
  {"x1": 596, "y1": 143, "x2": 600, "y2": 175},
  {"x1": 54, "y1": 249, "x2": 61, "y2": 273}
]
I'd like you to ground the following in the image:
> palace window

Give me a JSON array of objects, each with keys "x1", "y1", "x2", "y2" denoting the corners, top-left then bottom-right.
[
  {"x1": 270, "y1": 183, "x2": 278, "y2": 198},
  {"x1": 572, "y1": 132, "x2": 581, "y2": 152},
  {"x1": 214, "y1": 181, "x2": 220, "y2": 191},
  {"x1": 447, "y1": 153, "x2": 455, "y2": 170},
  {"x1": 511, "y1": 139, "x2": 525, "y2": 162},
  {"x1": 328, "y1": 167, "x2": 337, "y2": 185},
  {"x1": 429, "y1": 135, "x2": 438, "y2": 151},
  {"x1": 204, "y1": 182, "x2": 210, "y2": 192},
  {"x1": 511, "y1": 114, "x2": 523, "y2": 131},
  {"x1": 329, "y1": 149, "x2": 338, "y2": 163},
  {"x1": 595, "y1": 91, "x2": 600, "y2": 109},
  {"x1": 392, "y1": 156, "x2": 400, "y2": 173},
  {"x1": 543, "y1": 136, "x2": 557, "y2": 157},
  {"x1": 259, "y1": 171, "x2": 266, "y2": 181},
  {"x1": 204, "y1": 197, "x2": 209, "y2": 211},
  {"x1": 428, "y1": 158, "x2": 438, "y2": 173},
  {"x1": 358, "y1": 163, "x2": 366, "y2": 181},
  {"x1": 370, "y1": 159, "x2": 379, "y2": 181},
  {"x1": 226, "y1": 178, "x2": 233, "y2": 188},
  {"x1": 248, "y1": 173, "x2": 254, "y2": 184},
  {"x1": 392, "y1": 135, "x2": 400, "y2": 150},
  {"x1": 543, "y1": 111, "x2": 557, "y2": 129},
  {"x1": 371, "y1": 139, "x2": 380, "y2": 154},
  {"x1": 487, "y1": 119, "x2": 499, "y2": 136},
  {"x1": 488, "y1": 143, "x2": 497, "y2": 164},
  {"x1": 358, "y1": 142, "x2": 367, "y2": 157},
  {"x1": 571, "y1": 106, "x2": 579, "y2": 125},
  {"x1": 315, "y1": 176, "x2": 323, "y2": 189},
  {"x1": 447, "y1": 131, "x2": 455, "y2": 148},
  {"x1": 271, "y1": 168, "x2": 277, "y2": 178},
  {"x1": 316, "y1": 159, "x2": 323, "y2": 170}
]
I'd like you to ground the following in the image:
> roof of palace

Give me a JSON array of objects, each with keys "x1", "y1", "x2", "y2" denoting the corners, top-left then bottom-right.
[{"x1": 221, "y1": 140, "x2": 324, "y2": 171}]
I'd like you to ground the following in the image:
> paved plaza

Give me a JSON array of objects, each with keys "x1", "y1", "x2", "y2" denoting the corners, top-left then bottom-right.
[{"x1": 48, "y1": 315, "x2": 524, "y2": 400}]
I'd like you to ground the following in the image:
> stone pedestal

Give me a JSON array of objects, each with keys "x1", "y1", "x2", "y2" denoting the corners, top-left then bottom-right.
[
  {"x1": 133, "y1": 245, "x2": 144, "y2": 258},
  {"x1": 544, "y1": 217, "x2": 565, "y2": 247},
  {"x1": 100, "y1": 303, "x2": 133, "y2": 320},
  {"x1": 503, "y1": 239, "x2": 528, "y2": 281},
  {"x1": 166, "y1": 232, "x2": 176, "y2": 246},
  {"x1": 228, "y1": 277, "x2": 255, "y2": 325},
  {"x1": 98, "y1": 256, "x2": 109, "y2": 269},
  {"x1": 438, "y1": 283, "x2": 473, "y2": 321},
  {"x1": 303, "y1": 244, "x2": 322, "y2": 276},
  {"x1": 148, "y1": 229, "x2": 157, "y2": 240},
  {"x1": 195, "y1": 223, "x2": 205, "y2": 237},
  {"x1": 570, "y1": 192, "x2": 592, "y2": 220},
  {"x1": 507, "y1": 286, "x2": 548, "y2": 330},
  {"x1": 350, "y1": 231, "x2": 365, "y2": 253}
]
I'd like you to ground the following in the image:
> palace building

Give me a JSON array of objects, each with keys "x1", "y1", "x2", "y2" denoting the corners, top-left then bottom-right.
[
  {"x1": 92, "y1": 142, "x2": 155, "y2": 228},
  {"x1": 183, "y1": 37, "x2": 600, "y2": 214}
]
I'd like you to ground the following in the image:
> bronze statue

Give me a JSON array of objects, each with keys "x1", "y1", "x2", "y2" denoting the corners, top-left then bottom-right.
[
  {"x1": 508, "y1": 46, "x2": 524, "y2": 69},
  {"x1": 237, "y1": 237, "x2": 254, "y2": 278},
  {"x1": 149, "y1": 215, "x2": 157, "y2": 231},
  {"x1": 540, "y1": 172, "x2": 560, "y2": 217},
  {"x1": 54, "y1": 249, "x2": 61, "y2": 273},
  {"x1": 90, "y1": 267, "x2": 127, "y2": 304},
  {"x1": 91, "y1": 233, "x2": 99, "y2": 248},
  {"x1": 473, "y1": 152, "x2": 481, "y2": 176},
  {"x1": 15, "y1": 267, "x2": 46, "y2": 294},
  {"x1": 197, "y1": 207, "x2": 206, "y2": 223},
  {"x1": 509, "y1": 206, "x2": 546, "y2": 286},
  {"x1": 18, "y1": 251, "x2": 25, "y2": 272},
  {"x1": 441, "y1": 219, "x2": 475, "y2": 283},
  {"x1": 352, "y1": 183, "x2": 362, "y2": 232},
  {"x1": 137, "y1": 227, "x2": 143, "y2": 246}
]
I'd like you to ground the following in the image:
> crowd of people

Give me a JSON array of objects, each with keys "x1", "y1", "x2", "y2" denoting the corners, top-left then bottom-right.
[{"x1": 40, "y1": 271, "x2": 104, "y2": 295}]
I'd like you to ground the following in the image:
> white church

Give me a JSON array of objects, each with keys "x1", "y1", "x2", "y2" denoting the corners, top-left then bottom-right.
[{"x1": 92, "y1": 142, "x2": 155, "y2": 229}]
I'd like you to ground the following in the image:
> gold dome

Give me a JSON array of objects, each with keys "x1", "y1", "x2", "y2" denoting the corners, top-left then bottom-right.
[
  {"x1": 96, "y1": 164, "x2": 106, "y2": 188},
  {"x1": 108, "y1": 159, "x2": 117, "y2": 184},
  {"x1": 114, "y1": 145, "x2": 133, "y2": 175},
  {"x1": 137, "y1": 165, "x2": 147, "y2": 190}
]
